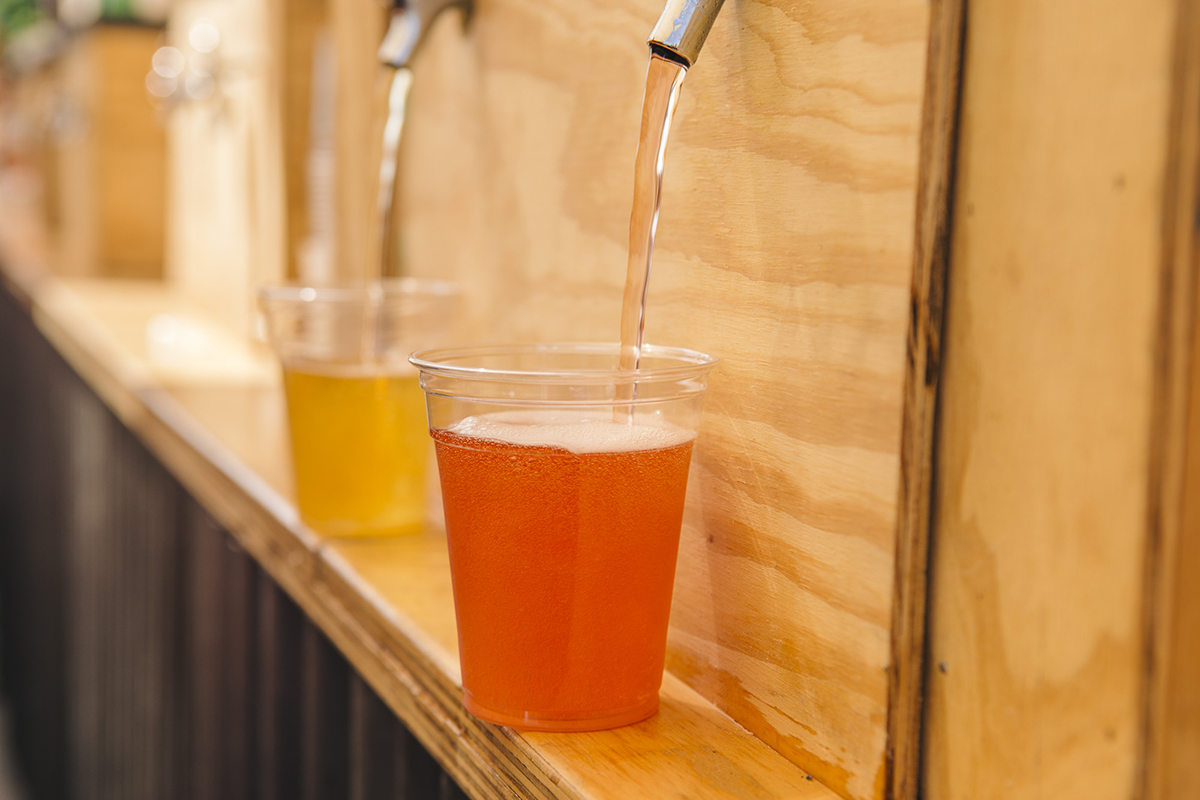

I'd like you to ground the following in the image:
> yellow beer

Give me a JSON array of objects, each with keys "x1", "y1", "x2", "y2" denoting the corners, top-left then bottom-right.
[{"x1": 283, "y1": 364, "x2": 428, "y2": 536}]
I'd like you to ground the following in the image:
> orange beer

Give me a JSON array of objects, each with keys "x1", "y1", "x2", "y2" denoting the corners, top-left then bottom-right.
[{"x1": 432, "y1": 413, "x2": 695, "y2": 731}]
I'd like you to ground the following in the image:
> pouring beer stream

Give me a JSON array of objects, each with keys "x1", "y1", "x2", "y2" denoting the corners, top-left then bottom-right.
[
  {"x1": 406, "y1": 0, "x2": 725, "y2": 730},
  {"x1": 618, "y1": 0, "x2": 727, "y2": 411},
  {"x1": 363, "y1": 0, "x2": 471, "y2": 362}
]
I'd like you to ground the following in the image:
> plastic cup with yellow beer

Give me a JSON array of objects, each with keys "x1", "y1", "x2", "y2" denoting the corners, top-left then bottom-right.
[{"x1": 260, "y1": 280, "x2": 456, "y2": 537}]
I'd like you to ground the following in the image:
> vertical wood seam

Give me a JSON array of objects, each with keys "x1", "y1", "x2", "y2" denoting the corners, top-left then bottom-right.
[
  {"x1": 1139, "y1": 0, "x2": 1200, "y2": 796},
  {"x1": 887, "y1": 0, "x2": 967, "y2": 797}
]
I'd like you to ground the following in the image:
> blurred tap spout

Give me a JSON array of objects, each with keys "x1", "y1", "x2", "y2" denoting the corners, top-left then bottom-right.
[{"x1": 378, "y1": 0, "x2": 472, "y2": 70}]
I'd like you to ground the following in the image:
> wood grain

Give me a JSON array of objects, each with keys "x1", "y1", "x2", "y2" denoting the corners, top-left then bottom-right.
[
  {"x1": 44, "y1": 0, "x2": 943, "y2": 795},
  {"x1": 375, "y1": 1, "x2": 935, "y2": 796},
  {"x1": 1142, "y1": 1, "x2": 1200, "y2": 797},
  {"x1": 24, "y1": 276, "x2": 840, "y2": 800},
  {"x1": 887, "y1": 0, "x2": 964, "y2": 797},
  {"x1": 921, "y1": 0, "x2": 1178, "y2": 797}
]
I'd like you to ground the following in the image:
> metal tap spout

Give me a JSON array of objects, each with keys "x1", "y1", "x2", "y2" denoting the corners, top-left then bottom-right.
[
  {"x1": 378, "y1": 0, "x2": 471, "y2": 70},
  {"x1": 647, "y1": 0, "x2": 726, "y2": 68}
]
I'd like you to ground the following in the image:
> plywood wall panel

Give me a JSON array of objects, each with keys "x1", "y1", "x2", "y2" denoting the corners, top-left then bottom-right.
[
  {"x1": 921, "y1": 1, "x2": 1178, "y2": 798},
  {"x1": 327, "y1": 1, "x2": 935, "y2": 798}
]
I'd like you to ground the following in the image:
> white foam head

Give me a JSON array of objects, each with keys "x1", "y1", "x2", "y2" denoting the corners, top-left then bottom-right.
[{"x1": 447, "y1": 410, "x2": 695, "y2": 454}]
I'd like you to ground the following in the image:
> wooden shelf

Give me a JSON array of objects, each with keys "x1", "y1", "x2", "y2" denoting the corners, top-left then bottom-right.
[{"x1": 12, "y1": 267, "x2": 834, "y2": 799}]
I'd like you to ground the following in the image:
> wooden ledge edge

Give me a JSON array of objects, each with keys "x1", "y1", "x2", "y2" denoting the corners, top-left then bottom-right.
[{"x1": 10, "y1": 271, "x2": 839, "y2": 800}]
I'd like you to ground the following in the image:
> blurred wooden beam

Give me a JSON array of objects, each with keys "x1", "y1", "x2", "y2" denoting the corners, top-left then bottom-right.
[
  {"x1": 923, "y1": 0, "x2": 1200, "y2": 797},
  {"x1": 54, "y1": 25, "x2": 166, "y2": 279},
  {"x1": 164, "y1": 0, "x2": 287, "y2": 336},
  {"x1": 1143, "y1": 1, "x2": 1200, "y2": 797},
  {"x1": 330, "y1": 0, "x2": 387, "y2": 280},
  {"x1": 270, "y1": 0, "x2": 329, "y2": 279},
  {"x1": 888, "y1": 0, "x2": 965, "y2": 796}
]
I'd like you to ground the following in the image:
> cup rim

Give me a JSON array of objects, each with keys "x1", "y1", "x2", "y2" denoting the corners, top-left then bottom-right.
[
  {"x1": 258, "y1": 277, "x2": 459, "y2": 305},
  {"x1": 408, "y1": 342, "x2": 719, "y2": 384}
]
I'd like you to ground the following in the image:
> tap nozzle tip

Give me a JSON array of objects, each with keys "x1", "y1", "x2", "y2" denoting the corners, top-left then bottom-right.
[
  {"x1": 648, "y1": 0, "x2": 726, "y2": 68},
  {"x1": 378, "y1": 0, "x2": 473, "y2": 69}
]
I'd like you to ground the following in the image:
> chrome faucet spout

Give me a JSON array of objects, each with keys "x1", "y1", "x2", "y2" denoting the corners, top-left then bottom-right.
[
  {"x1": 378, "y1": 0, "x2": 471, "y2": 70},
  {"x1": 372, "y1": 0, "x2": 471, "y2": 277},
  {"x1": 647, "y1": 0, "x2": 726, "y2": 68}
]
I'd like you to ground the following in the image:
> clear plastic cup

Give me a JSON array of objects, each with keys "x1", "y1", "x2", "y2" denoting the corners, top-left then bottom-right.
[
  {"x1": 409, "y1": 343, "x2": 718, "y2": 731},
  {"x1": 259, "y1": 279, "x2": 457, "y2": 537}
]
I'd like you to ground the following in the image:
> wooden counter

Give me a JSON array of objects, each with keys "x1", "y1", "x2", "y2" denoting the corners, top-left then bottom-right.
[
  {"x1": 10, "y1": 0, "x2": 1200, "y2": 795},
  {"x1": 2, "y1": 262, "x2": 834, "y2": 799}
]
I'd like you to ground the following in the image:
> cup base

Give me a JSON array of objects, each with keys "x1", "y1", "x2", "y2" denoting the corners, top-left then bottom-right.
[{"x1": 463, "y1": 691, "x2": 660, "y2": 732}]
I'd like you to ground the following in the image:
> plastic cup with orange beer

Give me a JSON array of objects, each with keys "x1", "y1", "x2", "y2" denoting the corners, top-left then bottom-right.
[
  {"x1": 409, "y1": 343, "x2": 718, "y2": 731},
  {"x1": 259, "y1": 279, "x2": 456, "y2": 537}
]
